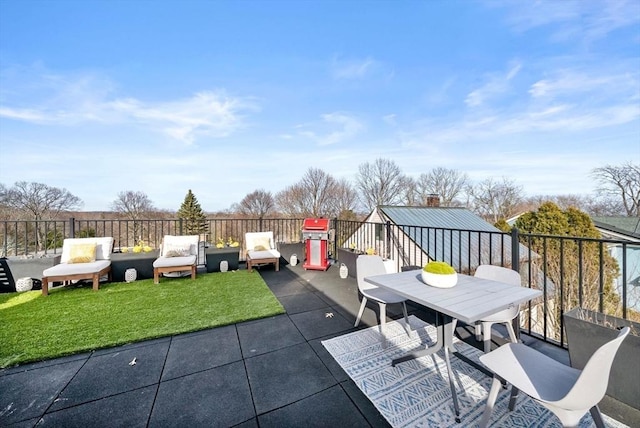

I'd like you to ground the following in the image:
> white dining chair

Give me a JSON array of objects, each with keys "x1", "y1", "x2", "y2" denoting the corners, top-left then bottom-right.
[
  {"x1": 478, "y1": 326, "x2": 630, "y2": 428},
  {"x1": 474, "y1": 264, "x2": 522, "y2": 353},
  {"x1": 354, "y1": 255, "x2": 409, "y2": 335}
]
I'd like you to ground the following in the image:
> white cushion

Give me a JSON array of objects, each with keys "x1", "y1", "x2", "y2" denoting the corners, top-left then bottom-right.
[
  {"x1": 245, "y1": 232, "x2": 275, "y2": 252},
  {"x1": 247, "y1": 249, "x2": 280, "y2": 260},
  {"x1": 61, "y1": 237, "x2": 114, "y2": 263},
  {"x1": 43, "y1": 260, "x2": 111, "y2": 277},
  {"x1": 153, "y1": 255, "x2": 196, "y2": 268},
  {"x1": 160, "y1": 235, "x2": 199, "y2": 257},
  {"x1": 163, "y1": 242, "x2": 192, "y2": 257}
]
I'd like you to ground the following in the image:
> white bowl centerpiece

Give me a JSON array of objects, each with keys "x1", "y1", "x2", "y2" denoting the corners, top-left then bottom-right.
[{"x1": 421, "y1": 261, "x2": 458, "y2": 288}]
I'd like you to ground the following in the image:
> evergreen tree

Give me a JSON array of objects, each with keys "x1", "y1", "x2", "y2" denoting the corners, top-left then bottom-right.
[
  {"x1": 515, "y1": 202, "x2": 620, "y2": 336},
  {"x1": 177, "y1": 190, "x2": 208, "y2": 235}
]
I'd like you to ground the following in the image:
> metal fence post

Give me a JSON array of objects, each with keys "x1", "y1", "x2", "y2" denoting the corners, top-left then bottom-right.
[
  {"x1": 385, "y1": 220, "x2": 391, "y2": 259},
  {"x1": 69, "y1": 217, "x2": 76, "y2": 238},
  {"x1": 510, "y1": 227, "x2": 519, "y2": 272},
  {"x1": 333, "y1": 217, "x2": 339, "y2": 259}
]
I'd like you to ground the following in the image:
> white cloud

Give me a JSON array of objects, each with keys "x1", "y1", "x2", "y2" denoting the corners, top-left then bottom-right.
[
  {"x1": 529, "y1": 69, "x2": 638, "y2": 100},
  {"x1": 297, "y1": 112, "x2": 364, "y2": 146},
  {"x1": 497, "y1": 0, "x2": 640, "y2": 42},
  {"x1": 411, "y1": 102, "x2": 639, "y2": 146},
  {"x1": 383, "y1": 114, "x2": 397, "y2": 126},
  {"x1": 330, "y1": 55, "x2": 380, "y2": 80},
  {"x1": 465, "y1": 60, "x2": 522, "y2": 107},
  {"x1": 0, "y1": 68, "x2": 257, "y2": 144}
]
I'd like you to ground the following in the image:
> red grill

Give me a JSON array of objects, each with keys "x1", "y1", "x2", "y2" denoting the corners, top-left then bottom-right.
[{"x1": 302, "y1": 218, "x2": 330, "y2": 271}]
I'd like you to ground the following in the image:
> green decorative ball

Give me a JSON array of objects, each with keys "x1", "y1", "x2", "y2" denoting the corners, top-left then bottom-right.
[{"x1": 423, "y1": 261, "x2": 455, "y2": 275}]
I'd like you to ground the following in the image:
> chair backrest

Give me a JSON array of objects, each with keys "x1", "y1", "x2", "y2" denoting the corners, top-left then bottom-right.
[
  {"x1": 556, "y1": 326, "x2": 630, "y2": 410},
  {"x1": 60, "y1": 237, "x2": 115, "y2": 263},
  {"x1": 356, "y1": 255, "x2": 387, "y2": 292},
  {"x1": 0, "y1": 257, "x2": 16, "y2": 293},
  {"x1": 160, "y1": 235, "x2": 199, "y2": 257},
  {"x1": 245, "y1": 232, "x2": 275, "y2": 252},
  {"x1": 474, "y1": 264, "x2": 521, "y2": 286}
]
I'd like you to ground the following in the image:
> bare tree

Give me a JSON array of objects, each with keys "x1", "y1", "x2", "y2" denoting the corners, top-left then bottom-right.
[
  {"x1": 233, "y1": 189, "x2": 275, "y2": 218},
  {"x1": 525, "y1": 194, "x2": 590, "y2": 213},
  {"x1": 467, "y1": 177, "x2": 523, "y2": 223},
  {"x1": 356, "y1": 158, "x2": 406, "y2": 210},
  {"x1": 111, "y1": 191, "x2": 157, "y2": 246},
  {"x1": 4, "y1": 181, "x2": 82, "y2": 220},
  {"x1": 417, "y1": 167, "x2": 468, "y2": 207},
  {"x1": 2, "y1": 181, "x2": 82, "y2": 252},
  {"x1": 275, "y1": 168, "x2": 349, "y2": 218},
  {"x1": 0, "y1": 183, "x2": 13, "y2": 220},
  {"x1": 401, "y1": 176, "x2": 420, "y2": 206},
  {"x1": 592, "y1": 162, "x2": 640, "y2": 217},
  {"x1": 585, "y1": 197, "x2": 626, "y2": 217},
  {"x1": 299, "y1": 167, "x2": 336, "y2": 217},
  {"x1": 326, "y1": 178, "x2": 360, "y2": 219},
  {"x1": 275, "y1": 183, "x2": 307, "y2": 217},
  {"x1": 111, "y1": 191, "x2": 156, "y2": 220}
]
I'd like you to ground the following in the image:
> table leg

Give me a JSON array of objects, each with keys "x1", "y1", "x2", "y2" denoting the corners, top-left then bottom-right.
[
  {"x1": 391, "y1": 313, "x2": 462, "y2": 422},
  {"x1": 391, "y1": 312, "x2": 444, "y2": 367},
  {"x1": 442, "y1": 314, "x2": 461, "y2": 422},
  {"x1": 443, "y1": 345, "x2": 461, "y2": 423}
]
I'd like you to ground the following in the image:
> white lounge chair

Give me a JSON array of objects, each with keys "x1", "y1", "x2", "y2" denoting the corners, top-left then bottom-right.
[
  {"x1": 245, "y1": 232, "x2": 280, "y2": 272},
  {"x1": 153, "y1": 235, "x2": 199, "y2": 284},
  {"x1": 42, "y1": 237, "x2": 114, "y2": 296}
]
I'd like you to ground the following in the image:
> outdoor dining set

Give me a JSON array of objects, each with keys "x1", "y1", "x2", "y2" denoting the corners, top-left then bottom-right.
[{"x1": 353, "y1": 255, "x2": 630, "y2": 427}]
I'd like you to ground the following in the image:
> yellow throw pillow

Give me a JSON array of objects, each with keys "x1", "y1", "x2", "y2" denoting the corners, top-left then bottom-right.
[{"x1": 68, "y1": 243, "x2": 97, "y2": 264}]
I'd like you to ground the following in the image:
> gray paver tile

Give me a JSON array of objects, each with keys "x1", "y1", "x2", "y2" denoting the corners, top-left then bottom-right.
[
  {"x1": 49, "y1": 341, "x2": 168, "y2": 411},
  {"x1": 258, "y1": 385, "x2": 372, "y2": 428},
  {"x1": 38, "y1": 385, "x2": 156, "y2": 428},
  {"x1": 0, "y1": 360, "x2": 84, "y2": 426},
  {"x1": 245, "y1": 342, "x2": 336, "y2": 414},
  {"x1": 162, "y1": 324, "x2": 241, "y2": 380},
  {"x1": 150, "y1": 361, "x2": 253, "y2": 428},
  {"x1": 237, "y1": 314, "x2": 305, "y2": 358}
]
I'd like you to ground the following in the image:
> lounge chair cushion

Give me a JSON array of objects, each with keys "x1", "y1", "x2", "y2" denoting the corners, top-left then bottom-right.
[
  {"x1": 153, "y1": 255, "x2": 196, "y2": 268},
  {"x1": 247, "y1": 249, "x2": 280, "y2": 260},
  {"x1": 43, "y1": 260, "x2": 111, "y2": 277}
]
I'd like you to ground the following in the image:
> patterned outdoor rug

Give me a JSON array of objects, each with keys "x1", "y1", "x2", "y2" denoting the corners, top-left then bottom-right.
[{"x1": 322, "y1": 316, "x2": 628, "y2": 428}]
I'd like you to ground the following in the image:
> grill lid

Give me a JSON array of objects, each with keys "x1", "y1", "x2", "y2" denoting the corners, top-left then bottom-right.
[{"x1": 302, "y1": 218, "x2": 330, "y2": 231}]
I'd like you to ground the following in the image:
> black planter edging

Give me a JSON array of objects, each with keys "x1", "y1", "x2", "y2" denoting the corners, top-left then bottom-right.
[
  {"x1": 336, "y1": 248, "x2": 363, "y2": 279},
  {"x1": 563, "y1": 307, "x2": 640, "y2": 409},
  {"x1": 205, "y1": 247, "x2": 240, "y2": 272},
  {"x1": 277, "y1": 242, "x2": 304, "y2": 266},
  {"x1": 111, "y1": 251, "x2": 160, "y2": 281}
]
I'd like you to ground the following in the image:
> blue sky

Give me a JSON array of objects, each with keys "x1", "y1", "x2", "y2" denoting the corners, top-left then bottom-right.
[{"x1": 1, "y1": 0, "x2": 639, "y2": 212}]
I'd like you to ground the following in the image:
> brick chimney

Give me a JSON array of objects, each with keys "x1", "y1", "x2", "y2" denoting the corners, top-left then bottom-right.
[{"x1": 425, "y1": 194, "x2": 440, "y2": 207}]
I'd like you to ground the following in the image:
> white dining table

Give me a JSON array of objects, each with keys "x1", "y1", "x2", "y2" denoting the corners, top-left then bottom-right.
[{"x1": 364, "y1": 269, "x2": 542, "y2": 423}]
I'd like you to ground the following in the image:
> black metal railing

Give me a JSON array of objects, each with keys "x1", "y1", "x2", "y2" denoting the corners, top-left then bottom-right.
[
  {"x1": 333, "y1": 219, "x2": 639, "y2": 347},
  {"x1": 1, "y1": 216, "x2": 637, "y2": 348}
]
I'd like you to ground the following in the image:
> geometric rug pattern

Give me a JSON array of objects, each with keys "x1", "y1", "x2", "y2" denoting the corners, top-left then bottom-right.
[{"x1": 322, "y1": 316, "x2": 628, "y2": 428}]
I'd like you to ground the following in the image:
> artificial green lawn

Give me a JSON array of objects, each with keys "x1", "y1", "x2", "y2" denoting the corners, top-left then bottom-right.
[{"x1": 0, "y1": 270, "x2": 285, "y2": 368}]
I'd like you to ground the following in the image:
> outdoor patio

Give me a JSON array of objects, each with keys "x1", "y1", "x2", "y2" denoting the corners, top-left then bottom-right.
[{"x1": 1, "y1": 262, "x2": 638, "y2": 427}]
